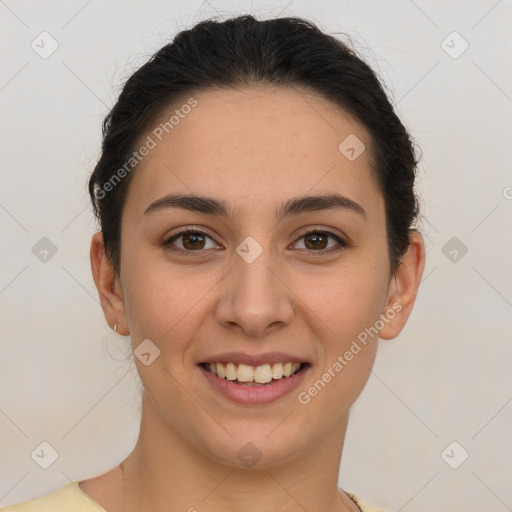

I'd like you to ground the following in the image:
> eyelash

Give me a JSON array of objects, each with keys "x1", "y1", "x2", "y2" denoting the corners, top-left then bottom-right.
[{"x1": 163, "y1": 226, "x2": 348, "y2": 256}]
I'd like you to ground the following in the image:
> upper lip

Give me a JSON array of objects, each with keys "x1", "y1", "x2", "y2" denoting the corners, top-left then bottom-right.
[{"x1": 199, "y1": 351, "x2": 310, "y2": 367}]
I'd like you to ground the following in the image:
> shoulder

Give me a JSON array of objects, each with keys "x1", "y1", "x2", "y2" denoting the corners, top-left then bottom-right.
[
  {"x1": 345, "y1": 491, "x2": 393, "y2": 512},
  {"x1": 0, "y1": 481, "x2": 105, "y2": 512}
]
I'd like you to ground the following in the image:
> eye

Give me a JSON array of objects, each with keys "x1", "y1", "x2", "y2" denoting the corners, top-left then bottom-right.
[
  {"x1": 292, "y1": 228, "x2": 348, "y2": 254},
  {"x1": 163, "y1": 226, "x2": 348, "y2": 255},
  {"x1": 164, "y1": 228, "x2": 219, "y2": 253}
]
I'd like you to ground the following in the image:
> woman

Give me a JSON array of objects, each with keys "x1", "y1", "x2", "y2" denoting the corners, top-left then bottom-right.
[{"x1": 2, "y1": 14, "x2": 425, "y2": 512}]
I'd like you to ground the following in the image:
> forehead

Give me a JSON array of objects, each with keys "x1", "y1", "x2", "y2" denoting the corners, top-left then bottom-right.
[{"x1": 124, "y1": 86, "x2": 382, "y2": 222}]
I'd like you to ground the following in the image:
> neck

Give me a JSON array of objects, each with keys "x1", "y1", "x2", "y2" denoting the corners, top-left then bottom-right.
[{"x1": 118, "y1": 391, "x2": 356, "y2": 512}]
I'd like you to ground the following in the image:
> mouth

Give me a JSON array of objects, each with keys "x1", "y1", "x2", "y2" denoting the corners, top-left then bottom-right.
[
  {"x1": 198, "y1": 360, "x2": 312, "y2": 404},
  {"x1": 199, "y1": 361, "x2": 311, "y2": 386}
]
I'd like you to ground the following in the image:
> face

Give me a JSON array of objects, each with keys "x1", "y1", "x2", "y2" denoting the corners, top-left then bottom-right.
[{"x1": 98, "y1": 86, "x2": 412, "y2": 469}]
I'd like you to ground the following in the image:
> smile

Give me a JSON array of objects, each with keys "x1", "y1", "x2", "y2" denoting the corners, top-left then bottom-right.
[
  {"x1": 198, "y1": 362, "x2": 311, "y2": 404},
  {"x1": 203, "y1": 361, "x2": 304, "y2": 385}
]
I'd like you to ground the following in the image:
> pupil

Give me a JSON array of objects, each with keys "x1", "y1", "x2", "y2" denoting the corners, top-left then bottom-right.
[
  {"x1": 184, "y1": 233, "x2": 204, "y2": 249},
  {"x1": 306, "y1": 233, "x2": 326, "y2": 249}
]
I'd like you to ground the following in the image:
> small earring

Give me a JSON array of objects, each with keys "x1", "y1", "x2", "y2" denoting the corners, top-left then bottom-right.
[{"x1": 113, "y1": 323, "x2": 118, "y2": 332}]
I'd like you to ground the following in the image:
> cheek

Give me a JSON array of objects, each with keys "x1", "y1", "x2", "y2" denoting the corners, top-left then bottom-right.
[
  {"x1": 122, "y1": 253, "x2": 221, "y2": 343},
  {"x1": 294, "y1": 324, "x2": 379, "y2": 425},
  {"x1": 298, "y1": 263, "x2": 389, "y2": 339},
  {"x1": 121, "y1": 265, "x2": 212, "y2": 404},
  {"x1": 123, "y1": 245, "x2": 389, "y2": 343},
  {"x1": 293, "y1": 265, "x2": 387, "y2": 400}
]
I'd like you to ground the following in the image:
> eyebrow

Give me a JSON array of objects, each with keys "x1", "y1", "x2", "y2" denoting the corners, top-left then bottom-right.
[{"x1": 143, "y1": 192, "x2": 367, "y2": 222}]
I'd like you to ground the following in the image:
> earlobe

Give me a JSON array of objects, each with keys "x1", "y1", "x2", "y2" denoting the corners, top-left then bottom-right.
[
  {"x1": 379, "y1": 231, "x2": 425, "y2": 340},
  {"x1": 90, "y1": 232, "x2": 129, "y2": 335}
]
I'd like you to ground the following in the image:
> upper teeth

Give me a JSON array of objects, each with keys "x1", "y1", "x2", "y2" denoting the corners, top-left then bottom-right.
[{"x1": 207, "y1": 362, "x2": 302, "y2": 383}]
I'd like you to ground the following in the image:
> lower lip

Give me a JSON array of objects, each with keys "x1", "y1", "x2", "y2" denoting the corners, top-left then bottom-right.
[{"x1": 199, "y1": 364, "x2": 311, "y2": 405}]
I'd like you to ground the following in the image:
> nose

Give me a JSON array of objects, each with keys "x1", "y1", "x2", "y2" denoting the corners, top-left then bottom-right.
[{"x1": 214, "y1": 247, "x2": 294, "y2": 338}]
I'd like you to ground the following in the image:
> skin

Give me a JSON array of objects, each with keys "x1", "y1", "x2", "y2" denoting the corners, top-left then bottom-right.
[{"x1": 86, "y1": 86, "x2": 425, "y2": 512}]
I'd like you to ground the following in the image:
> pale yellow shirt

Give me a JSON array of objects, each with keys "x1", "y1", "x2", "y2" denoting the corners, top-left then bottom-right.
[{"x1": 0, "y1": 481, "x2": 391, "y2": 512}]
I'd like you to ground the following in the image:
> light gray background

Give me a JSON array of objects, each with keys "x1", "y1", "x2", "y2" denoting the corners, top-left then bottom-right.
[{"x1": 1, "y1": 1, "x2": 511, "y2": 510}]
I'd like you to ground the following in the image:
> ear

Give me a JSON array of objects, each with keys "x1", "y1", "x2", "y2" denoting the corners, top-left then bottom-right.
[
  {"x1": 379, "y1": 231, "x2": 425, "y2": 340},
  {"x1": 90, "y1": 231, "x2": 129, "y2": 335}
]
